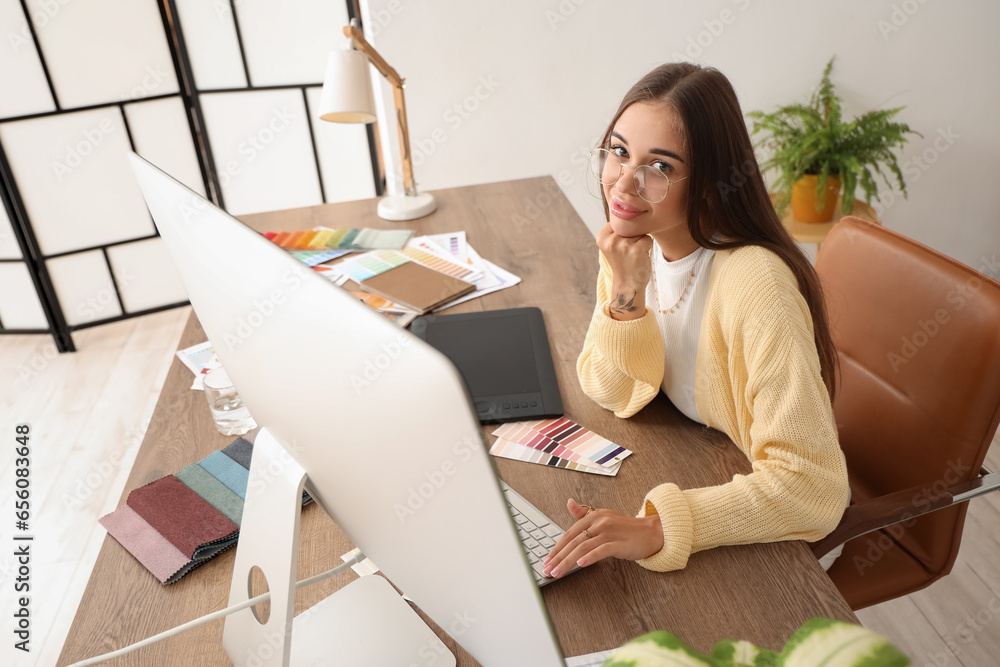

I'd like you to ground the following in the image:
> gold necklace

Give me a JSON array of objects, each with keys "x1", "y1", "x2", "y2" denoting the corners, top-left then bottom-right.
[{"x1": 655, "y1": 247, "x2": 705, "y2": 314}]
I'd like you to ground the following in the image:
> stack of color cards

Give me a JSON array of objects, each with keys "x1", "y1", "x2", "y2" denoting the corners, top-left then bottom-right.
[
  {"x1": 263, "y1": 227, "x2": 413, "y2": 251},
  {"x1": 99, "y1": 437, "x2": 310, "y2": 584},
  {"x1": 490, "y1": 418, "x2": 632, "y2": 476}
]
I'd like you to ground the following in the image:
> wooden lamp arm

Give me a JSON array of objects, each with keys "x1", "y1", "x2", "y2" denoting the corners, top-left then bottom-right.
[
  {"x1": 342, "y1": 24, "x2": 415, "y2": 194},
  {"x1": 342, "y1": 25, "x2": 402, "y2": 86},
  {"x1": 810, "y1": 468, "x2": 1000, "y2": 559}
]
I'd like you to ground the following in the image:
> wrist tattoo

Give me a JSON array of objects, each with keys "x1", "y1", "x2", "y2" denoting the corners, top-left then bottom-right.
[{"x1": 610, "y1": 291, "x2": 639, "y2": 315}]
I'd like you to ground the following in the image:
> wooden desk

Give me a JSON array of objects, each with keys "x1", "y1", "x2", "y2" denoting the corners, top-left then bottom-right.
[{"x1": 59, "y1": 177, "x2": 856, "y2": 666}]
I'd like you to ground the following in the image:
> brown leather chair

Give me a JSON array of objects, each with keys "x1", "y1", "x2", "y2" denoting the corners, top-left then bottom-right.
[{"x1": 810, "y1": 216, "x2": 1000, "y2": 610}]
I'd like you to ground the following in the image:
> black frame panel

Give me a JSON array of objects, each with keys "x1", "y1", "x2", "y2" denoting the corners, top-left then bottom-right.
[{"x1": 0, "y1": 0, "x2": 376, "y2": 352}]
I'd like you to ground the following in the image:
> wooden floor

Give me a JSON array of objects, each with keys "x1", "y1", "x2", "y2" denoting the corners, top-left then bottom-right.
[
  {"x1": 855, "y1": 438, "x2": 1000, "y2": 667},
  {"x1": 0, "y1": 307, "x2": 192, "y2": 667},
  {"x1": 1, "y1": 306, "x2": 998, "y2": 666}
]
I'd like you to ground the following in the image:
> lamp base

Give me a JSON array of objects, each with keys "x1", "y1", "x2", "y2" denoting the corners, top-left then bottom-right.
[{"x1": 377, "y1": 192, "x2": 437, "y2": 221}]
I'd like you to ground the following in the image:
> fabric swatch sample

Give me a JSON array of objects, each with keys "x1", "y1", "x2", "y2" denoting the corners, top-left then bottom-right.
[
  {"x1": 199, "y1": 450, "x2": 250, "y2": 499},
  {"x1": 99, "y1": 505, "x2": 189, "y2": 583},
  {"x1": 127, "y1": 475, "x2": 238, "y2": 559},
  {"x1": 163, "y1": 541, "x2": 239, "y2": 584},
  {"x1": 103, "y1": 436, "x2": 312, "y2": 585},
  {"x1": 222, "y1": 437, "x2": 254, "y2": 470},
  {"x1": 175, "y1": 463, "x2": 244, "y2": 526}
]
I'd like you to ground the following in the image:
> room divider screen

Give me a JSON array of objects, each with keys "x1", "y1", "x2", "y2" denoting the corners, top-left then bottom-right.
[{"x1": 0, "y1": 0, "x2": 379, "y2": 352}]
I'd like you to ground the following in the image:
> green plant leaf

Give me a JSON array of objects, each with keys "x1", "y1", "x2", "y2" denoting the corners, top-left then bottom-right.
[
  {"x1": 746, "y1": 56, "x2": 920, "y2": 213},
  {"x1": 777, "y1": 618, "x2": 910, "y2": 667},
  {"x1": 602, "y1": 631, "x2": 721, "y2": 667}
]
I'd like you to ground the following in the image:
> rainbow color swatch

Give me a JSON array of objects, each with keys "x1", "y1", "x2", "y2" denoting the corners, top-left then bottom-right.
[{"x1": 263, "y1": 227, "x2": 413, "y2": 251}]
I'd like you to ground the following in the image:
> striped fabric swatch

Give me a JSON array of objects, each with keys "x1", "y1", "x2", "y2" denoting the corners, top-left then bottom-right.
[{"x1": 99, "y1": 437, "x2": 310, "y2": 584}]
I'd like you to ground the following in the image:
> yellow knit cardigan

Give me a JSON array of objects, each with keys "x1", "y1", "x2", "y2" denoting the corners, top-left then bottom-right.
[{"x1": 576, "y1": 246, "x2": 849, "y2": 571}]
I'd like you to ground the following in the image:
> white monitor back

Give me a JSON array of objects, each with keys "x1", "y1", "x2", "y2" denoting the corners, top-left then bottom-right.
[{"x1": 128, "y1": 153, "x2": 564, "y2": 667}]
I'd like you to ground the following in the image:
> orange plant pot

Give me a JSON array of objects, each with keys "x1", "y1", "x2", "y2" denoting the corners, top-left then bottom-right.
[{"x1": 791, "y1": 174, "x2": 841, "y2": 223}]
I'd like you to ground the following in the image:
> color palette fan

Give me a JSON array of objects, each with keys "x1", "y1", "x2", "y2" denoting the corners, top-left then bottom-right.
[
  {"x1": 491, "y1": 418, "x2": 631, "y2": 475},
  {"x1": 490, "y1": 438, "x2": 617, "y2": 476}
]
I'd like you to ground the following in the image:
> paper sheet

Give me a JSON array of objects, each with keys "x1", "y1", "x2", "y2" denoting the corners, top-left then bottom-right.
[
  {"x1": 565, "y1": 650, "x2": 615, "y2": 666},
  {"x1": 176, "y1": 341, "x2": 221, "y2": 391}
]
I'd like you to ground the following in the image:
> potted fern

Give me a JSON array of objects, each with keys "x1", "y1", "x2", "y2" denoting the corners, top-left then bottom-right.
[{"x1": 747, "y1": 57, "x2": 920, "y2": 222}]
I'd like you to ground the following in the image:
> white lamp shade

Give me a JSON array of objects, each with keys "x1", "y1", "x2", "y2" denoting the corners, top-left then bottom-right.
[{"x1": 318, "y1": 49, "x2": 376, "y2": 123}]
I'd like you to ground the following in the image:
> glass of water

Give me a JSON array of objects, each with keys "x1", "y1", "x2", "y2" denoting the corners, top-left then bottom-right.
[{"x1": 203, "y1": 367, "x2": 257, "y2": 436}]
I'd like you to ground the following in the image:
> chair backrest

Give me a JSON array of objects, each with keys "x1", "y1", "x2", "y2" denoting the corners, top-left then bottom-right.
[{"x1": 815, "y1": 217, "x2": 1000, "y2": 577}]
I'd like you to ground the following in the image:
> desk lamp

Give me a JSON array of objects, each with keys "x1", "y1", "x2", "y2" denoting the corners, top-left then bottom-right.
[{"x1": 319, "y1": 20, "x2": 437, "y2": 221}]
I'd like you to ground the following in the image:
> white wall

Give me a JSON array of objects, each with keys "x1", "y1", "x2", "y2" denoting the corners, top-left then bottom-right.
[{"x1": 361, "y1": 0, "x2": 1000, "y2": 274}]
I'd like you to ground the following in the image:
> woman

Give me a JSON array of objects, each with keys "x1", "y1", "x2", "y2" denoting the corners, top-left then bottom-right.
[{"x1": 543, "y1": 63, "x2": 849, "y2": 578}]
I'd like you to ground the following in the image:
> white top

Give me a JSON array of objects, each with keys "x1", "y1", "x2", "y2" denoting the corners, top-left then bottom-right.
[{"x1": 644, "y1": 241, "x2": 715, "y2": 425}]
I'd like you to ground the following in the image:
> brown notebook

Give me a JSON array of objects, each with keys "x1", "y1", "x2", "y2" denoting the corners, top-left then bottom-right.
[{"x1": 359, "y1": 260, "x2": 475, "y2": 314}]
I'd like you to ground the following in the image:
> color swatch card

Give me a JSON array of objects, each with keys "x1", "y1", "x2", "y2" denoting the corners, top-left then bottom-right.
[
  {"x1": 424, "y1": 231, "x2": 469, "y2": 265},
  {"x1": 287, "y1": 248, "x2": 350, "y2": 266},
  {"x1": 490, "y1": 437, "x2": 619, "y2": 476},
  {"x1": 492, "y1": 418, "x2": 632, "y2": 470},
  {"x1": 400, "y1": 244, "x2": 483, "y2": 282},
  {"x1": 491, "y1": 423, "x2": 621, "y2": 472},
  {"x1": 176, "y1": 341, "x2": 221, "y2": 390},
  {"x1": 333, "y1": 247, "x2": 481, "y2": 285},
  {"x1": 335, "y1": 249, "x2": 411, "y2": 283}
]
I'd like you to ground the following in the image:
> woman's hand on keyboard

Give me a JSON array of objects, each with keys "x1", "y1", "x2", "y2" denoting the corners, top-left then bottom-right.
[{"x1": 541, "y1": 499, "x2": 663, "y2": 578}]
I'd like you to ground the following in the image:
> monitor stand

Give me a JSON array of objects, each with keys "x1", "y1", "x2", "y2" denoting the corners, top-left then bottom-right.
[{"x1": 221, "y1": 428, "x2": 455, "y2": 666}]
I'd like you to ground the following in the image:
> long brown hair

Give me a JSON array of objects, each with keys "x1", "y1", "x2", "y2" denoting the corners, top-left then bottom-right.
[{"x1": 599, "y1": 63, "x2": 839, "y2": 398}]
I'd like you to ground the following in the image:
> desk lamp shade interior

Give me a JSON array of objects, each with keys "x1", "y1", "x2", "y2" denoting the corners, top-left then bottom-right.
[{"x1": 319, "y1": 49, "x2": 376, "y2": 124}]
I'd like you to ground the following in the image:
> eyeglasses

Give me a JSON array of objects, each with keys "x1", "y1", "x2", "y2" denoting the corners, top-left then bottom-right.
[{"x1": 589, "y1": 148, "x2": 688, "y2": 204}]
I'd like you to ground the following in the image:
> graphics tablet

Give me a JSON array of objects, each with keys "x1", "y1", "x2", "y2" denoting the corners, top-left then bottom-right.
[{"x1": 411, "y1": 307, "x2": 563, "y2": 424}]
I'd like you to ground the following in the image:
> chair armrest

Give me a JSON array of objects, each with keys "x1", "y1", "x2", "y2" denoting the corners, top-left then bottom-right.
[{"x1": 810, "y1": 470, "x2": 1000, "y2": 559}]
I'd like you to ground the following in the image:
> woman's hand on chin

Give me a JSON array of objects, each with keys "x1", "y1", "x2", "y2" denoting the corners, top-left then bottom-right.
[{"x1": 597, "y1": 224, "x2": 653, "y2": 320}]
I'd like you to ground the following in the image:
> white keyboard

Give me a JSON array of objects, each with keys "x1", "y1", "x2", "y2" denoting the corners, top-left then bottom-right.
[{"x1": 500, "y1": 480, "x2": 580, "y2": 586}]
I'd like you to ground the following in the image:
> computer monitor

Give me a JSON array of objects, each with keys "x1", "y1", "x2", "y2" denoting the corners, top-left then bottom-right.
[{"x1": 128, "y1": 153, "x2": 564, "y2": 666}]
